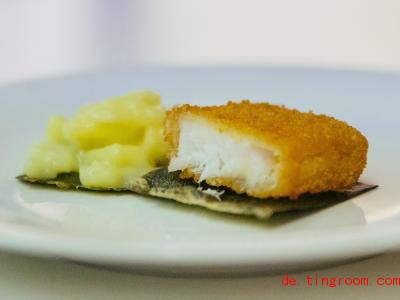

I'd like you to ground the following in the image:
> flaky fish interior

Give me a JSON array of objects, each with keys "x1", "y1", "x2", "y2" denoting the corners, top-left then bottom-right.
[
  {"x1": 169, "y1": 117, "x2": 280, "y2": 195},
  {"x1": 165, "y1": 101, "x2": 368, "y2": 200}
]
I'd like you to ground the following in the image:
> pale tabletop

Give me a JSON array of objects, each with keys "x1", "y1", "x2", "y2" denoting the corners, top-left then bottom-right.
[{"x1": 0, "y1": 250, "x2": 399, "y2": 299}]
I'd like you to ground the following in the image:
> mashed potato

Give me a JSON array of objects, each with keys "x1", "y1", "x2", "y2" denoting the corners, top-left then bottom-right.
[{"x1": 24, "y1": 91, "x2": 167, "y2": 189}]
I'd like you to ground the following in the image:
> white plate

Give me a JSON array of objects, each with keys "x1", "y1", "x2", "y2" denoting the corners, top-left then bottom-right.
[{"x1": 0, "y1": 66, "x2": 399, "y2": 276}]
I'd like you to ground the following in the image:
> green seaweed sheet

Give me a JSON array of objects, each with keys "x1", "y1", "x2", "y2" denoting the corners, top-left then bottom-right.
[{"x1": 17, "y1": 168, "x2": 377, "y2": 220}]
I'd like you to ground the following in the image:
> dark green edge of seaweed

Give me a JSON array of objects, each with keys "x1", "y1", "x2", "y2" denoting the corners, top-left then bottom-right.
[{"x1": 17, "y1": 168, "x2": 378, "y2": 220}]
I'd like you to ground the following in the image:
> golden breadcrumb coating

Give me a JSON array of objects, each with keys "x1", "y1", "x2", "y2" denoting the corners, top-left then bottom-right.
[{"x1": 165, "y1": 100, "x2": 368, "y2": 199}]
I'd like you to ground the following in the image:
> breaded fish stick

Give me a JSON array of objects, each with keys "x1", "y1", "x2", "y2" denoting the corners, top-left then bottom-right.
[{"x1": 165, "y1": 101, "x2": 368, "y2": 199}]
